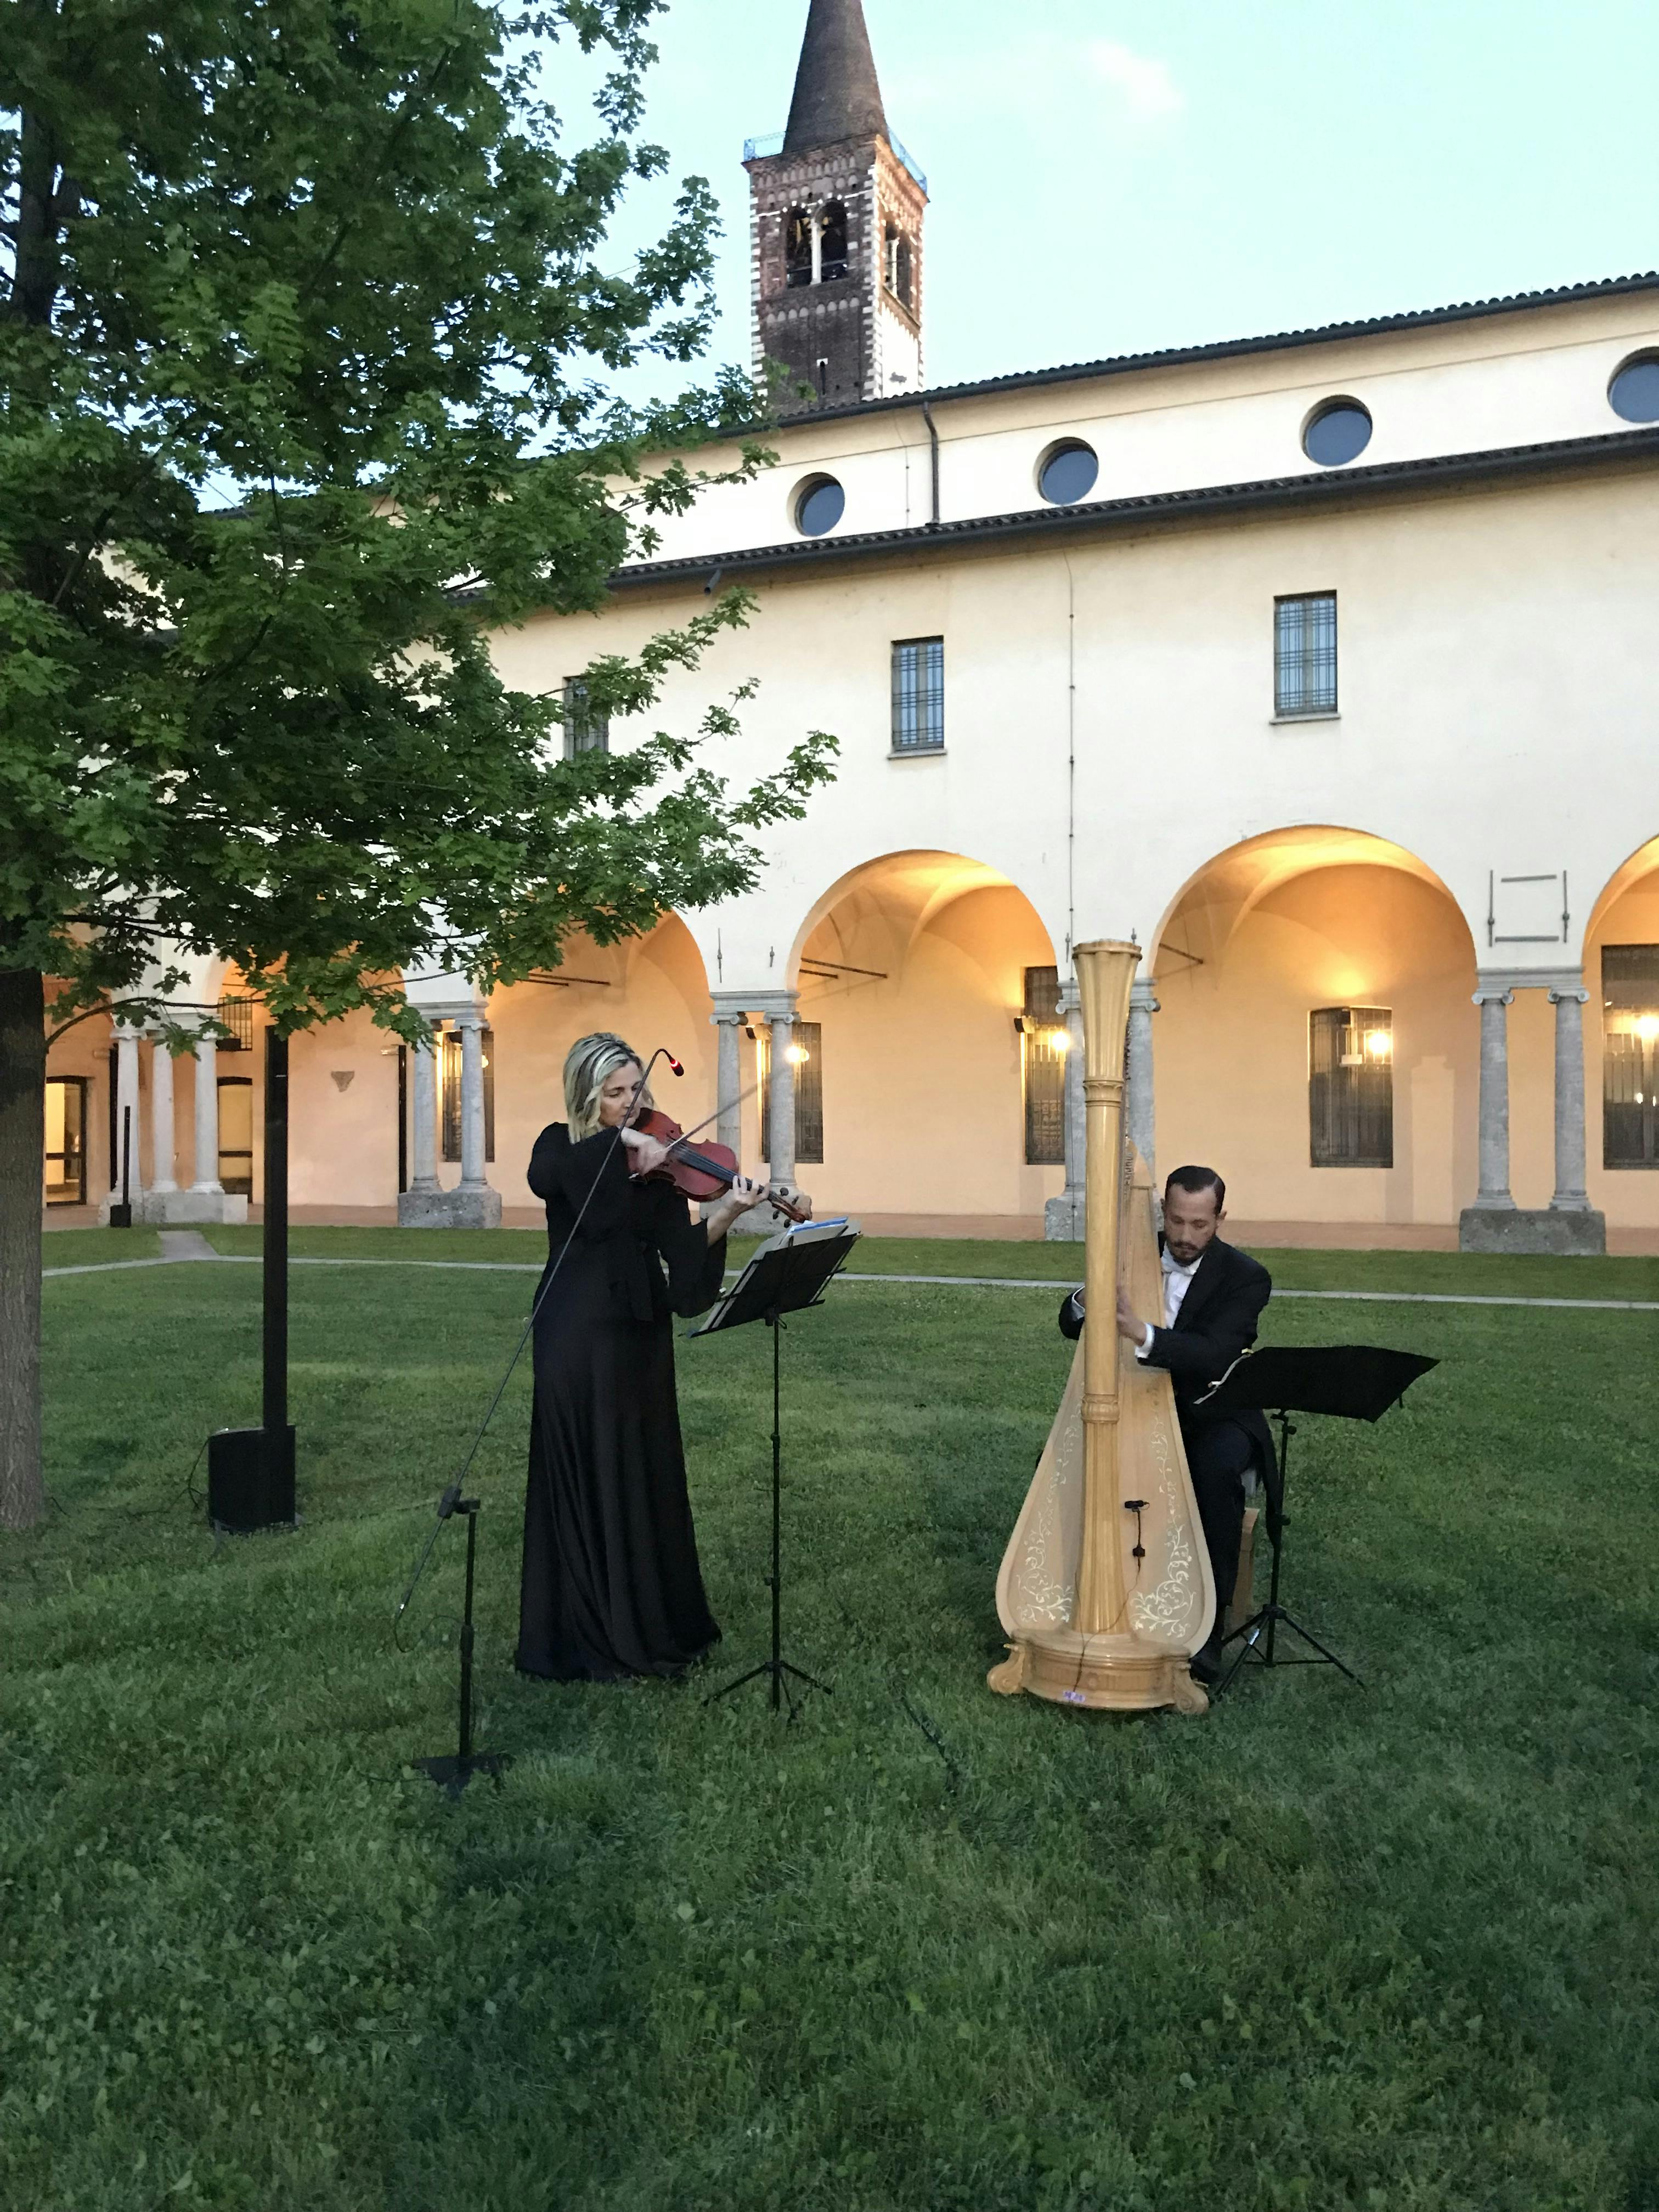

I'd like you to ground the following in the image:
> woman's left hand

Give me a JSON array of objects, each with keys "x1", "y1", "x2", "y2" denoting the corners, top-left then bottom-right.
[{"x1": 706, "y1": 1175, "x2": 765, "y2": 1239}]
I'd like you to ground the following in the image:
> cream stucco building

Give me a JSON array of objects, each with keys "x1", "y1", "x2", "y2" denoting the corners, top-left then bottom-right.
[{"x1": 44, "y1": 0, "x2": 1659, "y2": 1252}]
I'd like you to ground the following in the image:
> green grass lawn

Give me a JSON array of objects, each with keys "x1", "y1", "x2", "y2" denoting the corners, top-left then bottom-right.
[
  {"x1": 41, "y1": 1225, "x2": 163, "y2": 1267},
  {"x1": 5, "y1": 1251, "x2": 1658, "y2": 2210}
]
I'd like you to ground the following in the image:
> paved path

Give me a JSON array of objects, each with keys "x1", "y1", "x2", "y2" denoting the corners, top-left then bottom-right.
[{"x1": 40, "y1": 1246, "x2": 1659, "y2": 1313}]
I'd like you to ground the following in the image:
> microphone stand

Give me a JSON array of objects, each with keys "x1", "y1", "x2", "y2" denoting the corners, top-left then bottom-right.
[{"x1": 394, "y1": 1046, "x2": 682, "y2": 1794}]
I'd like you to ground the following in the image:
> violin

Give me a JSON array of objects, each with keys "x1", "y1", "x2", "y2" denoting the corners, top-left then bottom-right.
[{"x1": 626, "y1": 1106, "x2": 811, "y2": 1225}]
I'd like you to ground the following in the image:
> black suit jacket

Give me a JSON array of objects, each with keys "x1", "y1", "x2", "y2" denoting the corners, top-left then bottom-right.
[{"x1": 1058, "y1": 1235, "x2": 1277, "y2": 1483}]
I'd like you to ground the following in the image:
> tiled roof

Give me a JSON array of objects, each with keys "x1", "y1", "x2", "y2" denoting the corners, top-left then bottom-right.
[
  {"x1": 609, "y1": 424, "x2": 1659, "y2": 591},
  {"x1": 770, "y1": 272, "x2": 1659, "y2": 430}
]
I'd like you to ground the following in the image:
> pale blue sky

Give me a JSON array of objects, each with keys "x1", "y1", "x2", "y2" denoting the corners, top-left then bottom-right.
[{"x1": 596, "y1": 0, "x2": 1659, "y2": 402}]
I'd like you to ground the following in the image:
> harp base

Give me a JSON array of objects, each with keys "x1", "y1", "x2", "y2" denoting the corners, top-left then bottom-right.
[{"x1": 988, "y1": 1634, "x2": 1209, "y2": 1715}]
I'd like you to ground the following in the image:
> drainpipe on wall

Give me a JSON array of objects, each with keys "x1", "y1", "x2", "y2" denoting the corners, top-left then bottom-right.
[{"x1": 919, "y1": 399, "x2": 940, "y2": 527}]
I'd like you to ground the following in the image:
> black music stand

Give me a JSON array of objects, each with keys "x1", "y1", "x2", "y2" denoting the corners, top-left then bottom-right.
[
  {"x1": 695, "y1": 1220, "x2": 861, "y2": 1720},
  {"x1": 1203, "y1": 1345, "x2": 1438, "y2": 1696}
]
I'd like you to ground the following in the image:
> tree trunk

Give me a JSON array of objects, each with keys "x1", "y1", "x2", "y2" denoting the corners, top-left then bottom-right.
[{"x1": 0, "y1": 969, "x2": 46, "y2": 1531}]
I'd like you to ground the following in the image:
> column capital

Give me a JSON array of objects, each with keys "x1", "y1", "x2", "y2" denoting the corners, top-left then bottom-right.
[
  {"x1": 1547, "y1": 985, "x2": 1589, "y2": 1005},
  {"x1": 746, "y1": 991, "x2": 799, "y2": 1023},
  {"x1": 708, "y1": 1008, "x2": 748, "y2": 1028},
  {"x1": 1057, "y1": 979, "x2": 1080, "y2": 1014},
  {"x1": 1130, "y1": 978, "x2": 1160, "y2": 1014},
  {"x1": 1471, "y1": 986, "x2": 1515, "y2": 1008}
]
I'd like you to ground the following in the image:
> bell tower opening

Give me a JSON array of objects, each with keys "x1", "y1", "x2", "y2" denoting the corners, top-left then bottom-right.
[{"x1": 745, "y1": 0, "x2": 927, "y2": 414}]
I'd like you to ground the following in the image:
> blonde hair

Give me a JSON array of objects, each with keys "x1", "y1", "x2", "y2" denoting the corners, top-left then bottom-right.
[{"x1": 563, "y1": 1032, "x2": 647, "y2": 1141}]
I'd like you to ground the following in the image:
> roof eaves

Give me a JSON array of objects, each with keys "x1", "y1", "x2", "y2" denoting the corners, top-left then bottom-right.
[
  {"x1": 605, "y1": 425, "x2": 1659, "y2": 591},
  {"x1": 753, "y1": 270, "x2": 1659, "y2": 434}
]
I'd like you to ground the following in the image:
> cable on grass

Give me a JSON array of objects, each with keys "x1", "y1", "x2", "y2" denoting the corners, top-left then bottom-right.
[{"x1": 832, "y1": 1594, "x2": 963, "y2": 1790}]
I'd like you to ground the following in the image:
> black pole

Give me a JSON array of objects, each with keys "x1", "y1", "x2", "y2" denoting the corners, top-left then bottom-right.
[
  {"x1": 459, "y1": 1502, "x2": 477, "y2": 1764},
  {"x1": 262, "y1": 1032, "x2": 296, "y2": 1522},
  {"x1": 109, "y1": 1102, "x2": 133, "y2": 1229},
  {"x1": 770, "y1": 1308, "x2": 783, "y2": 1713},
  {"x1": 414, "y1": 1497, "x2": 509, "y2": 1795},
  {"x1": 396, "y1": 1045, "x2": 409, "y2": 1193}
]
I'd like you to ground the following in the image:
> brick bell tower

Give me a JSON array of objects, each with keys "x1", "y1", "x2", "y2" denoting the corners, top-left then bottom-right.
[{"x1": 746, "y1": 0, "x2": 927, "y2": 414}]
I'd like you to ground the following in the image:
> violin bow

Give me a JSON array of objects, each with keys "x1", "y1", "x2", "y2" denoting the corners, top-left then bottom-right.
[{"x1": 659, "y1": 1080, "x2": 761, "y2": 1158}]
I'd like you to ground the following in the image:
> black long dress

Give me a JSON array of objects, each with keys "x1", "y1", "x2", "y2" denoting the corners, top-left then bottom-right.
[{"x1": 515, "y1": 1122, "x2": 727, "y2": 1682}]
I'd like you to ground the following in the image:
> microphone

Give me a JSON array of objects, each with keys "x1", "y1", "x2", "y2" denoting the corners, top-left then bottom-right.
[{"x1": 665, "y1": 1054, "x2": 684, "y2": 1077}]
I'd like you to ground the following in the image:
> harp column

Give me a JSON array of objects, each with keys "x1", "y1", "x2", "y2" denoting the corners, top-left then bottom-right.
[{"x1": 1072, "y1": 941, "x2": 1140, "y2": 1637}]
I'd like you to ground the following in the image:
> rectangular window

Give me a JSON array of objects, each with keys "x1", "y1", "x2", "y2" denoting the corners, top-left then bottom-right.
[
  {"x1": 562, "y1": 678, "x2": 608, "y2": 758},
  {"x1": 759, "y1": 1021, "x2": 824, "y2": 1167},
  {"x1": 1309, "y1": 1006, "x2": 1392, "y2": 1167},
  {"x1": 216, "y1": 996, "x2": 255, "y2": 1051},
  {"x1": 1021, "y1": 967, "x2": 1066, "y2": 1166},
  {"x1": 44, "y1": 1076, "x2": 88, "y2": 1205},
  {"x1": 891, "y1": 637, "x2": 944, "y2": 753},
  {"x1": 1602, "y1": 944, "x2": 1659, "y2": 1168},
  {"x1": 441, "y1": 1026, "x2": 496, "y2": 1164},
  {"x1": 1274, "y1": 592, "x2": 1338, "y2": 718},
  {"x1": 218, "y1": 1077, "x2": 255, "y2": 1196}
]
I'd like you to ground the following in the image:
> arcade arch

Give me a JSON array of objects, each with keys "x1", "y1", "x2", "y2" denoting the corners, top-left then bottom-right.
[
  {"x1": 775, "y1": 849, "x2": 1065, "y2": 1225},
  {"x1": 1148, "y1": 827, "x2": 1480, "y2": 1230},
  {"x1": 485, "y1": 913, "x2": 714, "y2": 1214}
]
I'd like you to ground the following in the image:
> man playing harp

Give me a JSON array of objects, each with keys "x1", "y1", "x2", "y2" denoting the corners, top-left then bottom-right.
[{"x1": 1061, "y1": 1164, "x2": 1274, "y2": 1684}]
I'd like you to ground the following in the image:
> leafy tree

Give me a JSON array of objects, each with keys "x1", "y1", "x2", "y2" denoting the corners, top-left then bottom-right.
[{"x1": 0, "y1": 0, "x2": 833, "y2": 1528}]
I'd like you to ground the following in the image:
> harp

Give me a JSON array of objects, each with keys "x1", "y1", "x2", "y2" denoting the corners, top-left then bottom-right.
[{"x1": 988, "y1": 939, "x2": 1215, "y2": 1714}]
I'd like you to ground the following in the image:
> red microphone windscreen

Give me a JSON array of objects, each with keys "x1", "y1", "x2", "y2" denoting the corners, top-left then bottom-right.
[{"x1": 667, "y1": 1056, "x2": 684, "y2": 1076}]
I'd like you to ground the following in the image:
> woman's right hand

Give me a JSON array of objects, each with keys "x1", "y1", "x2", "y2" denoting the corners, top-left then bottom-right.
[{"x1": 619, "y1": 1127, "x2": 670, "y2": 1177}]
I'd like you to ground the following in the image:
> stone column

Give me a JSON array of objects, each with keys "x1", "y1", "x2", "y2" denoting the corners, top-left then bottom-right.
[
  {"x1": 1471, "y1": 987, "x2": 1515, "y2": 1210},
  {"x1": 192, "y1": 1034, "x2": 223, "y2": 1193},
  {"x1": 1548, "y1": 984, "x2": 1591, "y2": 1211},
  {"x1": 766, "y1": 1009, "x2": 798, "y2": 1188},
  {"x1": 408, "y1": 1029, "x2": 439, "y2": 1194},
  {"x1": 1126, "y1": 977, "x2": 1160, "y2": 1181},
  {"x1": 1045, "y1": 978, "x2": 1086, "y2": 1242},
  {"x1": 148, "y1": 1034, "x2": 178, "y2": 1195},
  {"x1": 710, "y1": 1009, "x2": 744, "y2": 1159},
  {"x1": 457, "y1": 1012, "x2": 489, "y2": 1191}
]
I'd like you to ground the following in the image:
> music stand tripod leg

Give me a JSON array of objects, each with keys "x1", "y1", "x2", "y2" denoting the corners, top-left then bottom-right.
[{"x1": 704, "y1": 1258, "x2": 834, "y2": 1720}]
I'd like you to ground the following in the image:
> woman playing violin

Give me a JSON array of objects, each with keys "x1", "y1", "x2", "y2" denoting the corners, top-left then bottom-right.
[{"x1": 516, "y1": 1031, "x2": 794, "y2": 1683}]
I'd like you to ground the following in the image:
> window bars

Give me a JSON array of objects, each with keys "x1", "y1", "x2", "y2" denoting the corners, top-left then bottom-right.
[
  {"x1": 1274, "y1": 593, "x2": 1338, "y2": 718},
  {"x1": 1602, "y1": 944, "x2": 1659, "y2": 1168},
  {"x1": 891, "y1": 637, "x2": 945, "y2": 752},
  {"x1": 1309, "y1": 1006, "x2": 1392, "y2": 1167},
  {"x1": 1022, "y1": 967, "x2": 1066, "y2": 1166},
  {"x1": 562, "y1": 678, "x2": 609, "y2": 758}
]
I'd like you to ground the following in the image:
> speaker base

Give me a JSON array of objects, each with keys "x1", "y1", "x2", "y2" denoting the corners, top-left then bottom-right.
[{"x1": 206, "y1": 1426, "x2": 296, "y2": 1533}]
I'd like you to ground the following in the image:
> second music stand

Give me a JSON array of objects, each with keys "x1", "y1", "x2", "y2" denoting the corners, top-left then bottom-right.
[
  {"x1": 1201, "y1": 1344, "x2": 1438, "y2": 1696},
  {"x1": 695, "y1": 1218, "x2": 861, "y2": 1719}
]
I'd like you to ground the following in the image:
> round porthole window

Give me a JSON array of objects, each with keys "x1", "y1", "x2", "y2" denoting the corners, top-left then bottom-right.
[
  {"x1": 794, "y1": 475, "x2": 845, "y2": 536},
  {"x1": 1302, "y1": 399, "x2": 1373, "y2": 467},
  {"x1": 1609, "y1": 353, "x2": 1659, "y2": 424},
  {"x1": 1038, "y1": 440, "x2": 1100, "y2": 505}
]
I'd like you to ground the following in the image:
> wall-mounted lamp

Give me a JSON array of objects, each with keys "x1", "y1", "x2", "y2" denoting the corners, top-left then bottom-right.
[
  {"x1": 1365, "y1": 1030, "x2": 1393, "y2": 1061},
  {"x1": 1637, "y1": 1014, "x2": 1659, "y2": 1042},
  {"x1": 786, "y1": 1043, "x2": 810, "y2": 1065}
]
